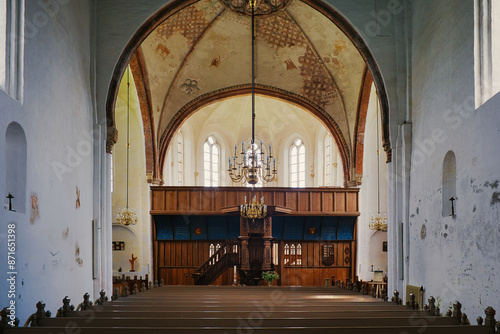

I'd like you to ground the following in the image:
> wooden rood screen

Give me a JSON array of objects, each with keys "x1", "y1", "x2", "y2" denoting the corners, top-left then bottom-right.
[{"x1": 151, "y1": 187, "x2": 359, "y2": 286}]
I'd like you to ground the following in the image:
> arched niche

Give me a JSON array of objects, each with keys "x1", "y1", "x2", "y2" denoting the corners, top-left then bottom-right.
[
  {"x1": 442, "y1": 151, "x2": 457, "y2": 217},
  {"x1": 5, "y1": 122, "x2": 27, "y2": 213},
  {"x1": 112, "y1": 224, "x2": 140, "y2": 274},
  {"x1": 368, "y1": 230, "x2": 387, "y2": 274}
]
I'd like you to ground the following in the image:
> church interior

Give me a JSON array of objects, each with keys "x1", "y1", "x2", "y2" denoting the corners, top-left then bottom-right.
[{"x1": 0, "y1": 0, "x2": 499, "y2": 332}]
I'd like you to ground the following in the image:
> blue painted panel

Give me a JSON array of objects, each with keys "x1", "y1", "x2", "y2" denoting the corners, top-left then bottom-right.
[
  {"x1": 154, "y1": 216, "x2": 173, "y2": 240},
  {"x1": 272, "y1": 216, "x2": 284, "y2": 239},
  {"x1": 284, "y1": 216, "x2": 304, "y2": 240},
  {"x1": 207, "y1": 216, "x2": 227, "y2": 239},
  {"x1": 227, "y1": 216, "x2": 240, "y2": 239},
  {"x1": 337, "y1": 217, "x2": 356, "y2": 240},
  {"x1": 321, "y1": 216, "x2": 338, "y2": 240},
  {"x1": 304, "y1": 216, "x2": 321, "y2": 240},
  {"x1": 172, "y1": 215, "x2": 190, "y2": 240},
  {"x1": 189, "y1": 216, "x2": 207, "y2": 240}
]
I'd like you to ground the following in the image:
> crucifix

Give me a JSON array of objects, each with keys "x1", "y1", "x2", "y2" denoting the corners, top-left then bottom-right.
[
  {"x1": 129, "y1": 254, "x2": 137, "y2": 272},
  {"x1": 6, "y1": 193, "x2": 15, "y2": 212},
  {"x1": 449, "y1": 196, "x2": 456, "y2": 216}
]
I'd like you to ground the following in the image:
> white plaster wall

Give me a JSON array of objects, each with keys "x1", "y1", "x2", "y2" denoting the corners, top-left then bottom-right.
[
  {"x1": 407, "y1": 0, "x2": 500, "y2": 319},
  {"x1": 357, "y1": 85, "x2": 387, "y2": 281},
  {"x1": 0, "y1": 0, "x2": 95, "y2": 321},
  {"x1": 112, "y1": 69, "x2": 151, "y2": 279}
]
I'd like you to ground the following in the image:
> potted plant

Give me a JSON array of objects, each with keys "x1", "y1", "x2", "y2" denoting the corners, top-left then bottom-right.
[{"x1": 262, "y1": 271, "x2": 280, "y2": 286}]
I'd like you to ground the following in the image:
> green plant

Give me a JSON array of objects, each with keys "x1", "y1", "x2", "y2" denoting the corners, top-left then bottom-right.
[{"x1": 262, "y1": 271, "x2": 280, "y2": 282}]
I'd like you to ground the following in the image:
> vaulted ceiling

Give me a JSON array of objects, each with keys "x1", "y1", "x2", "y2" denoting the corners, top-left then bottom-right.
[{"x1": 123, "y1": 0, "x2": 375, "y2": 184}]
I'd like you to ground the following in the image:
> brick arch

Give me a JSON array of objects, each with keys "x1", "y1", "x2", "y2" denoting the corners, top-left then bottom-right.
[
  {"x1": 353, "y1": 68, "x2": 374, "y2": 184},
  {"x1": 105, "y1": 0, "x2": 391, "y2": 180},
  {"x1": 129, "y1": 49, "x2": 159, "y2": 183},
  {"x1": 157, "y1": 85, "x2": 352, "y2": 185}
]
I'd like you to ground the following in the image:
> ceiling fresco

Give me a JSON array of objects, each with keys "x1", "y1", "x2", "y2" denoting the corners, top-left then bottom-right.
[{"x1": 129, "y1": 0, "x2": 370, "y2": 183}]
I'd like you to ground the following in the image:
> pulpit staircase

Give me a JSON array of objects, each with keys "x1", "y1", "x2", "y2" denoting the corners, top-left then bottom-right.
[{"x1": 193, "y1": 239, "x2": 240, "y2": 285}]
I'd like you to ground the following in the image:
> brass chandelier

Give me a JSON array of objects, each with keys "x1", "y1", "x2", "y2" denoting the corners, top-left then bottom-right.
[
  {"x1": 241, "y1": 195, "x2": 267, "y2": 220},
  {"x1": 227, "y1": 0, "x2": 277, "y2": 186},
  {"x1": 116, "y1": 68, "x2": 138, "y2": 226},
  {"x1": 369, "y1": 100, "x2": 387, "y2": 232}
]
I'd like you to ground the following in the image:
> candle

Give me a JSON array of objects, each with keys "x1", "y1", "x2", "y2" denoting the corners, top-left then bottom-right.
[
  {"x1": 234, "y1": 144, "x2": 237, "y2": 156},
  {"x1": 269, "y1": 144, "x2": 272, "y2": 156},
  {"x1": 273, "y1": 157, "x2": 276, "y2": 168},
  {"x1": 260, "y1": 140, "x2": 263, "y2": 151},
  {"x1": 244, "y1": 196, "x2": 247, "y2": 203}
]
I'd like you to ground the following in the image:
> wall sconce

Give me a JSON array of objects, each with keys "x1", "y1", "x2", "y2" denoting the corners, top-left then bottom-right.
[
  {"x1": 308, "y1": 227, "x2": 316, "y2": 235},
  {"x1": 195, "y1": 227, "x2": 203, "y2": 235}
]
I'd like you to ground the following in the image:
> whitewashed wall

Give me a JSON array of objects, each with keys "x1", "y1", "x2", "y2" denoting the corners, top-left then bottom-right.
[
  {"x1": 0, "y1": 0, "x2": 100, "y2": 322},
  {"x1": 400, "y1": 0, "x2": 500, "y2": 319},
  {"x1": 357, "y1": 85, "x2": 388, "y2": 281}
]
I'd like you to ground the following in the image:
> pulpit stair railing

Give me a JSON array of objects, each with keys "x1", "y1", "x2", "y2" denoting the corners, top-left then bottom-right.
[{"x1": 193, "y1": 239, "x2": 240, "y2": 285}]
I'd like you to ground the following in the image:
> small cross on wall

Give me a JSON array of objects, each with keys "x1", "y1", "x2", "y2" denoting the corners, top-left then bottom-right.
[
  {"x1": 449, "y1": 196, "x2": 456, "y2": 216},
  {"x1": 6, "y1": 193, "x2": 15, "y2": 212}
]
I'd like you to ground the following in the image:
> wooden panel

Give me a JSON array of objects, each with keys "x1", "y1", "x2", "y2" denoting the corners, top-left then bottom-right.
[
  {"x1": 152, "y1": 191, "x2": 166, "y2": 210},
  {"x1": 177, "y1": 191, "x2": 190, "y2": 211},
  {"x1": 346, "y1": 192, "x2": 358, "y2": 212},
  {"x1": 298, "y1": 192, "x2": 310, "y2": 211},
  {"x1": 274, "y1": 191, "x2": 285, "y2": 207},
  {"x1": 190, "y1": 191, "x2": 201, "y2": 211},
  {"x1": 225, "y1": 190, "x2": 238, "y2": 206},
  {"x1": 152, "y1": 187, "x2": 359, "y2": 215},
  {"x1": 310, "y1": 192, "x2": 321, "y2": 212},
  {"x1": 165, "y1": 190, "x2": 177, "y2": 211},
  {"x1": 285, "y1": 192, "x2": 297, "y2": 211},
  {"x1": 279, "y1": 267, "x2": 351, "y2": 287},
  {"x1": 313, "y1": 242, "x2": 320, "y2": 267},
  {"x1": 322, "y1": 192, "x2": 333, "y2": 212},
  {"x1": 201, "y1": 191, "x2": 214, "y2": 212},
  {"x1": 214, "y1": 191, "x2": 225, "y2": 211},
  {"x1": 169, "y1": 243, "x2": 175, "y2": 266},
  {"x1": 260, "y1": 191, "x2": 274, "y2": 206},
  {"x1": 334, "y1": 192, "x2": 346, "y2": 212},
  {"x1": 181, "y1": 242, "x2": 188, "y2": 266},
  {"x1": 306, "y1": 242, "x2": 313, "y2": 267}
]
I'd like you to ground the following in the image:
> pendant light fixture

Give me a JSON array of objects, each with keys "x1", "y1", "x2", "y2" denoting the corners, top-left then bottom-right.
[
  {"x1": 369, "y1": 99, "x2": 387, "y2": 232},
  {"x1": 227, "y1": 0, "x2": 277, "y2": 186},
  {"x1": 115, "y1": 67, "x2": 138, "y2": 226}
]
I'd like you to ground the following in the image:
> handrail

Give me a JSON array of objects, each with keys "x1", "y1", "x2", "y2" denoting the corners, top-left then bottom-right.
[{"x1": 194, "y1": 239, "x2": 241, "y2": 284}]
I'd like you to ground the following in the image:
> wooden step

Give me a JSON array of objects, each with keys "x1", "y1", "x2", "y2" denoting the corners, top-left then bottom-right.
[
  {"x1": 4, "y1": 326, "x2": 494, "y2": 334},
  {"x1": 37, "y1": 316, "x2": 458, "y2": 327}
]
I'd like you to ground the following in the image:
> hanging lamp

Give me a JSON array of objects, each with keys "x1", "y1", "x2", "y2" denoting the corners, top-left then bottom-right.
[
  {"x1": 115, "y1": 67, "x2": 138, "y2": 226},
  {"x1": 369, "y1": 99, "x2": 387, "y2": 232},
  {"x1": 227, "y1": 0, "x2": 277, "y2": 186}
]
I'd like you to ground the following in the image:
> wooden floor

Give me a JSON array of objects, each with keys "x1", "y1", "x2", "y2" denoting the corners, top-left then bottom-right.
[{"x1": 4, "y1": 286, "x2": 494, "y2": 334}]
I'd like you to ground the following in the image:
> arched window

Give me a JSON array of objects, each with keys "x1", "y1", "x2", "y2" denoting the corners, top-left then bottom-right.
[
  {"x1": 0, "y1": 0, "x2": 22, "y2": 99},
  {"x1": 177, "y1": 132, "x2": 183, "y2": 185},
  {"x1": 209, "y1": 243, "x2": 215, "y2": 257},
  {"x1": 203, "y1": 136, "x2": 219, "y2": 187},
  {"x1": 324, "y1": 134, "x2": 332, "y2": 186},
  {"x1": 290, "y1": 244, "x2": 296, "y2": 265},
  {"x1": 0, "y1": 0, "x2": 7, "y2": 89},
  {"x1": 284, "y1": 244, "x2": 290, "y2": 265},
  {"x1": 296, "y1": 244, "x2": 302, "y2": 265},
  {"x1": 290, "y1": 138, "x2": 305, "y2": 187},
  {"x1": 442, "y1": 151, "x2": 457, "y2": 217},
  {"x1": 5, "y1": 122, "x2": 27, "y2": 213}
]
